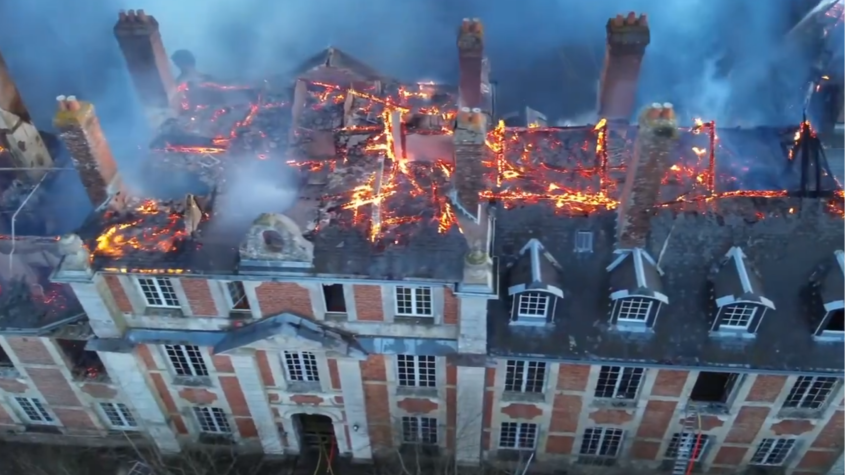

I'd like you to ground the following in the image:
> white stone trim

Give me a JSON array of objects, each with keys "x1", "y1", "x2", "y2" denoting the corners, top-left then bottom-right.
[
  {"x1": 40, "y1": 339, "x2": 107, "y2": 431},
  {"x1": 381, "y1": 285, "x2": 445, "y2": 324},
  {"x1": 323, "y1": 320, "x2": 458, "y2": 340},
  {"x1": 458, "y1": 297, "x2": 488, "y2": 354},
  {"x1": 456, "y1": 366, "x2": 485, "y2": 463},
  {"x1": 336, "y1": 358, "x2": 372, "y2": 460},
  {"x1": 70, "y1": 276, "x2": 123, "y2": 338},
  {"x1": 308, "y1": 282, "x2": 359, "y2": 321},
  {"x1": 784, "y1": 382, "x2": 844, "y2": 471},
  {"x1": 278, "y1": 403, "x2": 349, "y2": 458},
  {"x1": 229, "y1": 353, "x2": 284, "y2": 454}
]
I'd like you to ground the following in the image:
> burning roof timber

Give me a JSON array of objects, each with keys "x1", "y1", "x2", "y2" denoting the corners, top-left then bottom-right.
[{"x1": 53, "y1": 16, "x2": 843, "y2": 285}]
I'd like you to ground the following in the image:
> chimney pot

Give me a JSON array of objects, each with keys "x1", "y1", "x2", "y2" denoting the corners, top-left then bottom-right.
[
  {"x1": 639, "y1": 14, "x2": 648, "y2": 26},
  {"x1": 56, "y1": 95, "x2": 67, "y2": 111},
  {"x1": 137, "y1": 9, "x2": 148, "y2": 22},
  {"x1": 626, "y1": 12, "x2": 637, "y2": 24},
  {"x1": 613, "y1": 14, "x2": 624, "y2": 26},
  {"x1": 127, "y1": 9, "x2": 136, "y2": 19},
  {"x1": 118, "y1": 10, "x2": 127, "y2": 21}
]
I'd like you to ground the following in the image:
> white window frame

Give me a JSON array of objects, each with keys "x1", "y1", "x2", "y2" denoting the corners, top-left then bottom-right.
[
  {"x1": 224, "y1": 281, "x2": 250, "y2": 311},
  {"x1": 99, "y1": 402, "x2": 138, "y2": 430},
  {"x1": 164, "y1": 345, "x2": 208, "y2": 377},
  {"x1": 136, "y1": 277, "x2": 180, "y2": 308},
  {"x1": 401, "y1": 416, "x2": 438, "y2": 445},
  {"x1": 575, "y1": 231, "x2": 594, "y2": 253},
  {"x1": 394, "y1": 286, "x2": 433, "y2": 317},
  {"x1": 193, "y1": 406, "x2": 232, "y2": 434},
  {"x1": 720, "y1": 304, "x2": 757, "y2": 329},
  {"x1": 616, "y1": 298, "x2": 652, "y2": 322},
  {"x1": 750, "y1": 438, "x2": 797, "y2": 466},
  {"x1": 282, "y1": 351, "x2": 320, "y2": 382},
  {"x1": 665, "y1": 433, "x2": 710, "y2": 461},
  {"x1": 595, "y1": 366, "x2": 645, "y2": 400},
  {"x1": 14, "y1": 397, "x2": 54, "y2": 425},
  {"x1": 504, "y1": 360, "x2": 547, "y2": 393},
  {"x1": 579, "y1": 427, "x2": 625, "y2": 458},
  {"x1": 396, "y1": 355, "x2": 436, "y2": 388},
  {"x1": 516, "y1": 292, "x2": 549, "y2": 320},
  {"x1": 782, "y1": 376, "x2": 838, "y2": 410},
  {"x1": 498, "y1": 422, "x2": 538, "y2": 450}
]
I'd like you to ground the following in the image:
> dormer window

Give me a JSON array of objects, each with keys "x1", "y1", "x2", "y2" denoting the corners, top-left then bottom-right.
[
  {"x1": 811, "y1": 250, "x2": 844, "y2": 339},
  {"x1": 506, "y1": 239, "x2": 563, "y2": 326},
  {"x1": 606, "y1": 248, "x2": 667, "y2": 329},
  {"x1": 710, "y1": 247, "x2": 775, "y2": 335}
]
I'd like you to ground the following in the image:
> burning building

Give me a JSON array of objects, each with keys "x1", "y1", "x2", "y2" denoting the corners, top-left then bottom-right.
[{"x1": 0, "y1": 8, "x2": 840, "y2": 475}]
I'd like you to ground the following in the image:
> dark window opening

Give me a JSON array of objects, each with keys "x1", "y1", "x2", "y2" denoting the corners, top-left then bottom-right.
[
  {"x1": 56, "y1": 339, "x2": 108, "y2": 382},
  {"x1": 322, "y1": 284, "x2": 347, "y2": 314},
  {"x1": 226, "y1": 281, "x2": 250, "y2": 312},
  {"x1": 825, "y1": 309, "x2": 844, "y2": 332},
  {"x1": 0, "y1": 345, "x2": 13, "y2": 368},
  {"x1": 690, "y1": 372, "x2": 738, "y2": 403}
]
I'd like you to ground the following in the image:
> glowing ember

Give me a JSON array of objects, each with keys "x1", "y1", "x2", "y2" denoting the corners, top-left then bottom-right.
[{"x1": 93, "y1": 200, "x2": 190, "y2": 261}]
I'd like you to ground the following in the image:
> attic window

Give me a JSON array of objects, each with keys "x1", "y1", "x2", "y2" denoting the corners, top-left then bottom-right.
[
  {"x1": 507, "y1": 239, "x2": 563, "y2": 326},
  {"x1": 617, "y1": 298, "x2": 651, "y2": 322},
  {"x1": 825, "y1": 309, "x2": 845, "y2": 332},
  {"x1": 721, "y1": 305, "x2": 756, "y2": 329},
  {"x1": 816, "y1": 251, "x2": 845, "y2": 338},
  {"x1": 517, "y1": 293, "x2": 549, "y2": 321},
  {"x1": 711, "y1": 247, "x2": 774, "y2": 335},
  {"x1": 262, "y1": 230, "x2": 284, "y2": 252},
  {"x1": 607, "y1": 249, "x2": 667, "y2": 329}
]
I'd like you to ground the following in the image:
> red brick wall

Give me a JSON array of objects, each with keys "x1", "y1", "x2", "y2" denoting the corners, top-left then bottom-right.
[
  {"x1": 54, "y1": 407, "x2": 98, "y2": 430},
  {"x1": 443, "y1": 288, "x2": 458, "y2": 325},
  {"x1": 211, "y1": 355, "x2": 234, "y2": 373},
  {"x1": 28, "y1": 367, "x2": 82, "y2": 407},
  {"x1": 327, "y1": 358, "x2": 341, "y2": 390},
  {"x1": 219, "y1": 375, "x2": 258, "y2": 439},
  {"x1": 557, "y1": 363, "x2": 589, "y2": 391},
  {"x1": 550, "y1": 394, "x2": 580, "y2": 434},
  {"x1": 353, "y1": 285, "x2": 383, "y2": 321},
  {"x1": 812, "y1": 410, "x2": 844, "y2": 449},
  {"x1": 181, "y1": 278, "x2": 218, "y2": 317},
  {"x1": 5, "y1": 337, "x2": 55, "y2": 366},
  {"x1": 104, "y1": 275, "x2": 132, "y2": 314},
  {"x1": 360, "y1": 355, "x2": 390, "y2": 450},
  {"x1": 149, "y1": 372, "x2": 181, "y2": 432},
  {"x1": 256, "y1": 350, "x2": 276, "y2": 387},
  {"x1": 636, "y1": 400, "x2": 675, "y2": 439},
  {"x1": 0, "y1": 404, "x2": 15, "y2": 425},
  {"x1": 256, "y1": 282, "x2": 313, "y2": 318},
  {"x1": 650, "y1": 369, "x2": 688, "y2": 397},
  {"x1": 724, "y1": 406, "x2": 769, "y2": 444},
  {"x1": 745, "y1": 375, "x2": 787, "y2": 403}
]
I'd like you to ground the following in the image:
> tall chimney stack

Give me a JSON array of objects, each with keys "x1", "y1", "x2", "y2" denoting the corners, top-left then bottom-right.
[
  {"x1": 0, "y1": 51, "x2": 54, "y2": 182},
  {"x1": 114, "y1": 10, "x2": 177, "y2": 128},
  {"x1": 457, "y1": 18, "x2": 489, "y2": 111},
  {"x1": 598, "y1": 12, "x2": 650, "y2": 121},
  {"x1": 616, "y1": 103, "x2": 678, "y2": 249},
  {"x1": 53, "y1": 96, "x2": 120, "y2": 208},
  {"x1": 452, "y1": 107, "x2": 487, "y2": 221}
]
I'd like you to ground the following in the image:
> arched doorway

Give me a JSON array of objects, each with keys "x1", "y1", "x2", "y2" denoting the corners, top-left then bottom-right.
[{"x1": 293, "y1": 413, "x2": 336, "y2": 452}]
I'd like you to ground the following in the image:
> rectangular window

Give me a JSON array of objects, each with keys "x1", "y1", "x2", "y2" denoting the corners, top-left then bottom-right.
[
  {"x1": 283, "y1": 351, "x2": 320, "y2": 382},
  {"x1": 504, "y1": 360, "x2": 547, "y2": 393},
  {"x1": 137, "y1": 277, "x2": 180, "y2": 308},
  {"x1": 721, "y1": 305, "x2": 756, "y2": 328},
  {"x1": 783, "y1": 376, "x2": 837, "y2": 409},
  {"x1": 579, "y1": 427, "x2": 624, "y2": 458},
  {"x1": 164, "y1": 345, "x2": 208, "y2": 377},
  {"x1": 100, "y1": 402, "x2": 138, "y2": 430},
  {"x1": 322, "y1": 284, "x2": 347, "y2": 314},
  {"x1": 516, "y1": 292, "x2": 549, "y2": 320},
  {"x1": 401, "y1": 416, "x2": 438, "y2": 445},
  {"x1": 689, "y1": 371, "x2": 740, "y2": 404},
  {"x1": 664, "y1": 433, "x2": 710, "y2": 461},
  {"x1": 751, "y1": 438, "x2": 797, "y2": 466},
  {"x1": 395, "y1": 286, "x2": 433, "y2": 317},
  {"x1": 226, "y1": 281, "x2": 250, "y2": 311},
  {"x1": 397, "y1": 355, "x2": 436, "y2": 388},
  {"x1": 15, "y1": 397, "x2": 53, "y2": 424},
  {"x1": 617, "y1": 298, "x2": 652, "y2": 322},
  {"x1": 498, "y1": 422, "x2": 538, "y2": 449},
  {"x1": 575, "y1": 231, "x2": 593, "y2": 253},
  {"x1": 193, "y1": 407, "x2": 232, "y2": 434},
  {"x1": 595, "y1": 366, "x2": 644, "y2": 399}
]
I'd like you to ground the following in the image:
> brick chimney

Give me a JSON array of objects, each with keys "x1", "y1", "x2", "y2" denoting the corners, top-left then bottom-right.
[
  {"x1": 53, "y1": 96, "x2": 120, "y2": 208},
  {"x1": 615, "y1": 103, "x2": 678, "y2": 249},
  {"x1": 114, "y1": 10, "x2": 177, "y2": 125},
  {"x1": 598, "y1": 12, "x2": 650, "y2": 121},
  {"x1": 0, "y1": 51, "x2": 54, "y2": 182},
  {"x1": 452, "y1": 107, "x2": 487, "y2": 220},
  {"x1": 457, "y1": 18, "x2": 487, "y2": 110}
]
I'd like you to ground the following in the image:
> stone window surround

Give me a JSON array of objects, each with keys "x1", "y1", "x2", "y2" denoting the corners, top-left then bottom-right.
[
  {"x1": 186, "y1": 405, "x2": 241, "y2": 442},
  {"x1": 208, "y1": 280, "x2": 262, "y2": 320},
  {"x1": 274, "y1": 348, "x2": 335, "y2": 395},
  {"x1": 305, "y1": 282, "x2": 359, "y2": 321},
  {"x1": 96, "y1": 401, "x2": 139, "y2": 430},
  {"x1": 119, "y1": 275, "x2": 192, "y2": 317},
  {"x1": 12, "y1": 396, "x2": 61, "y2": 426},
  {"x1": 381, "y1": 285, "x2": 446, "y2": 325},
  {"x1": 495, "y1": 358, "x2": 553, "y2": 404},
  {"x1": 385, "y1": 354, "x2": 448, "y2": 449}
]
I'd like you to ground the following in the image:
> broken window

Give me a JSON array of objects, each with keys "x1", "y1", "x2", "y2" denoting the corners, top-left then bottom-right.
[
  {"x1": 283, "y1": 351, "x2": 320, "y2": 382},
  {"x1": 665, "y1": 433, "x2": 710, "y2": 461},
  {"x1": 516, "y1": 292, "x2": 549, "y2": 320},
  {"x1": 595, "y1": 366, "x2": 644, "y2": 399},
  {"x1": 322, "y1": 284, "x2": 347, "y2": 314},
  {"x1": 165, "y1": 345, "x2": 208, "y2": 377},
  {"x1": 498, "y1": 422, "x2": 537, "y2": 449},
  {"x1": 401, "y1": 416, "x2": 438, "y2": 445},
  {"x1": 578, "y1": 427, "x2": 624, "y2": 464},
  {"x1": 137, "y1": 277, "x2": 180, "y2": 308},
  {"x1": 56, "y1": 339, "x2": 108, "y2": 382},
  {"x1": 397, "y1": 355, "x2": 436, "y2": 388},
  {"x1": 750, "y1": 438, "x2": 796, "y2": 466},
  {"x1": 825, "y1": 309, "x2": 845, "y2": 332},
  {"x1": 720, "y1": 305, "x2": 756, "y2": 329},
  {"x1": 504, "y1": 360, "x2": 546, "y2": 393},
  {"x1": 225, "y1": 281, "x2": 250, "y2": 312},
  {"x1": 193, "y1": 406, "x2": 231, "y2": 434},
  {"x1": 15, "y1": 397, "x2": 53, "y2": 424},
  {"x1": 100, "y1": 402, "x2": 138, "y2": 430},
  {"x1": 395, "y1": 286, "x2": 433, "y2": 317},
  {"x1": 689, "y1": 371, "x2": 739, "y2": 404},
  {"x1": 783, "y1": 376, "x2": 837, "y2": 410},
  {"x1": 0, "y1": 345, "x2": 13, "y2": 368},
  {"x1": 616, "y1": 298, "x2": 652, "y2": 322}
]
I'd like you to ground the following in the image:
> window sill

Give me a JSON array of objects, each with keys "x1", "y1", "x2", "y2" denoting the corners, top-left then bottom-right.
[
  {"x1": 394, "y1": 316, "x2": 436, "y2": 325},
  {"x1": 501, "y1": 391, "x2": 545, "y2": 403},
  {"x1": 144, "y1": 307, "x2": 184, "y2": 318},
  {"x1": 776, "y1": 407, "x2": 825, "y2": 420},
  {"x1": 172, "y1": 375, "x2": 213, "y2": 388},
  {"x1": 286, "y1": 381, "x2": 322, "y2": 394},
  {"x1": 576, "y1": 455, "x2": 618, "y2": 467},
  {"x1": 24, "y1": 424, "x2": 62, "y2": 435},
  {"x1": 396, "y1": 386, "x2": 438, "y2": 398},
  {"x1": 325, "y1": 312, "x2": 348, "y2": 322},
  {"x1": 687, "y1": 401, "x2": 730, "y2": 415},
  {"x1": 198, "y1": 433, "x2": 235, "y2": 445},
  {"x1": 228, "y1": 310, "x2": 253, "y2": 320},
  {"x1": 591, "y1": 398, "x2": 638, "y2": 409},
  {"x1": 0, "y1": 367, "x2": 21, "y2": 379},
  {"x1": 71, "y1": 370, "x2": 112, "y2": 384}
]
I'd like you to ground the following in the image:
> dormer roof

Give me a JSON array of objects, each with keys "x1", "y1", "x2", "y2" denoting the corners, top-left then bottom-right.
[
  {"x1": 506, "y1": 238, "x2": 563, "y2": 298},
  {"x1": 606, "y1": 248, "x2": 668, "y2": 304},
  {"x1": 712, "y1": 246, "x2": 775, "y2": 310}
]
